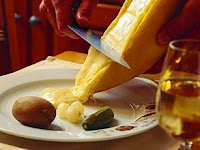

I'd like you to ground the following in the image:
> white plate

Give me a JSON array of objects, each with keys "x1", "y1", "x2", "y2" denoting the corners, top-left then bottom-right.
[{"x1": 0, "y1": 69, "x2": 158, "y2": 142}]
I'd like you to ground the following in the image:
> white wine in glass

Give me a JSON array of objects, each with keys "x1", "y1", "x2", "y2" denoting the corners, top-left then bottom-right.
[{"x1": 156, "y1": 39, "x2": 200, "y2": 150}]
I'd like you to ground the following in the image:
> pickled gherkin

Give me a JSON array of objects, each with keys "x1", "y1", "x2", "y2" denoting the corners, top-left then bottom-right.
[{"x1": 82, "y1": 106, "x2": 114, "y2": 131}]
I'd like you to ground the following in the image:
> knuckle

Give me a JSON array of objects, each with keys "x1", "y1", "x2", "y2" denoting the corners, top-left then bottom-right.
[
  {"x1": 39, "y1": 2, "x2": 46, "y2": 12},
  {"x1": 57, "y1": 24, "x2": 65, "y2": 33}
]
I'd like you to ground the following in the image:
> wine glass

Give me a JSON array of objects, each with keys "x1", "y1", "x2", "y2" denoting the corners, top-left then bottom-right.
[{"x1": 156, "y1": 39, "x2": 200, "y2": 150}]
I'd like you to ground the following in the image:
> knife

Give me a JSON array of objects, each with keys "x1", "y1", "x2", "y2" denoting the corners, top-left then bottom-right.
[
  {"x1": 70, "y1": 1, "x2": 130, "y2": 69},
  {"x1": 68, "y1": 25, "x2": 131, "y2": 69}
]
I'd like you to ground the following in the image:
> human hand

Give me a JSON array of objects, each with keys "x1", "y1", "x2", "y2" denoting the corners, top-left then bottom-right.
[
  {"x1": 39, "y1": 0, "x2": 98, "y2": 39},
  {"x1": 157, "y1": 0, "x2": 200, "y2": 45},
  {"x1": 147, "y1": 0, "x2": 200, "y2": 74}
]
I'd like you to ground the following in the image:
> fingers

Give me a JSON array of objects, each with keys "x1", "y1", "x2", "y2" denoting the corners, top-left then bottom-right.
[
  {"x1": 157, "y1": 0, "x2": 200, "y2": 45},
  {"x1": 39, "y1": 0, "x2": 97, "y2": 38},
  {"x1": 146, "y1": 24, "x2": 200, "y2": 74},
  {"x1": 52, "y1": 0, "x2": 79, "y2": 39},
  {"x1": 40, "y1": 0, "x2": 66, "y2": 37},
  {"x1": 75, "y1": 0, "x2": 98, "y2": 27},
  {"x1": 40, "y1": 0, "x2": 79, "y2": 39}
]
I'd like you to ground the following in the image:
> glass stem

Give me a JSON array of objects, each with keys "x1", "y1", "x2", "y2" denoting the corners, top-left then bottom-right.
[{"x1": 180, "y1": 142, "x2": 193, "y2": 150}]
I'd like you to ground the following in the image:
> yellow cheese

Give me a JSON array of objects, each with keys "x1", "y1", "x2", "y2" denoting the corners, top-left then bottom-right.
[
  {"x1": 71, "y1": 0, "x2": 181, "y2": 103},
  {"x1": 42, "y1": 0, "x2": 181, "y2": 104}
]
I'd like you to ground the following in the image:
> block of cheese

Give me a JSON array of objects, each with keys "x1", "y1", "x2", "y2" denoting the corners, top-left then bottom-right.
[{"x1": 72, "y1": 0, "x2": 181, "y2": 103}]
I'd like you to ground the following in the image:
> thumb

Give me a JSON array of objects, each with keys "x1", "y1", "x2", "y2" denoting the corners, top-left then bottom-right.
[
  {"x1": 75, "y1": 0, "x2": 98, "y2": 28},
  {"x1": 157, "y1": 0, "x2": 200, "y2": 45}
]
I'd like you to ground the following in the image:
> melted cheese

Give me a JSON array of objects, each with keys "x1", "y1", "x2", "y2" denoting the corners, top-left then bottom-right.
[
  {"x1": 42, "y1": 0, "x2": 179, "y2": 105},
  {"x1": 70, "y1": 0, "x2": 154, "y2": 103},
  {"x1": 41, "y1": 88, "x2": 77, "y2": 107}
]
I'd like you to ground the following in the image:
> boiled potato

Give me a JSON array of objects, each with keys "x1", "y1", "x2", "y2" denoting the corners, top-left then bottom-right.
[{"x1": 12, "y1": 96, "x2": 56, "y2": 128}]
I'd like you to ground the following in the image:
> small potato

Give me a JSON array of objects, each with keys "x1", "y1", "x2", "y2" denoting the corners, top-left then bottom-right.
[{"x1": 12, "y1": 96, "x2": 56, "y2": 128}]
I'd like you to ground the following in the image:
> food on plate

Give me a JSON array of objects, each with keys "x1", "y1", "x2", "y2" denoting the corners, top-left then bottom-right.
[
  {"x1": 82, "y1": 106, "x2": 114, "y2": 131},
  {"x1": 57, "y1": 102, "x2": 70, "y2": 119},
  {"x1": 57, "y1": 101, "x2": 84, "y2": 123},
  {"x1": 41, "y1": 88, "x2": 77, "y2": 108},
  {"x1": 41, "y1": 0, "x2": 180, "y2": 124},
  {"x1": 41, "y1": 88, "x2": 84, "y2": 123},
  {"x1": 12, "y1": 96, "x2": 56, "y2": 128},
  {"x1": 69, "y1": 0, "x2": 180, "y2": 103}
]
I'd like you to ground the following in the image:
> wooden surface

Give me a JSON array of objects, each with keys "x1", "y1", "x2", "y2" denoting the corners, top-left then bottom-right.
[
  {"x1": 0, "y1": 0, "x2": 4, "y2": 28},
  {"x1": 4, "y1": 0, "x2": 27, "y2": 71},
  {"x1": 29, "y1": 0, "x2": 51, "y2": 64},
  {"x1": 13, "y1": 0, "x2": 29, "y2": 68},
  {"x1": 0, "y1": 41, "x2": 11, "y2": 75},
  {"x1": 0, "y1": 0, "x2": 11, "y2": 75},
  {"x1": 55, "y1": 51, "x2": 87, "y2": 64}
]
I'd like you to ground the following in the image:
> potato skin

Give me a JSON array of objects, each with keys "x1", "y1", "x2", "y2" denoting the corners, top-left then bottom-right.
[{"x1": 12, "y1": 96, "x2": 56, "y2": 128}]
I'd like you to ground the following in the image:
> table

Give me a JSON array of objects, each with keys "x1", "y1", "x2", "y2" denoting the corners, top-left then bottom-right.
[{"x1": 0, "y1": 51, "x2": 199, "y2": 150}]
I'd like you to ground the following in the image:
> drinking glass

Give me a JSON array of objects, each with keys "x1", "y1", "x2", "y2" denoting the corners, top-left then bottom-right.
[{"x1": 156, "y1": 39, "x2": 200, "y2": 150}]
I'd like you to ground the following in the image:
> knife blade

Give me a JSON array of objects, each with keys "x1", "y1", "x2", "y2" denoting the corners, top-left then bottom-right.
[{"x1": 68, "y1": 25, "x2": 131, "y2": 69}]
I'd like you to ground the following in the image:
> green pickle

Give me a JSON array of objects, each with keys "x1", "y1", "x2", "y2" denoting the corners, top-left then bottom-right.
[{"x1": 82, "y1": 106, "x2": 114, "y2": 131}]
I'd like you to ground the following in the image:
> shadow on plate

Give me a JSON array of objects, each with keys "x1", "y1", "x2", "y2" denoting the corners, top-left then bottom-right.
[{"x1": 44, "y1": 124, "x2": 64, "y2": 131}]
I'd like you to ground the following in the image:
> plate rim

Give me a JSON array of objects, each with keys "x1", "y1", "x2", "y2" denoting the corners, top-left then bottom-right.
[{"x1": 0, "y1": 69, "x2": 158, "y2": 142}]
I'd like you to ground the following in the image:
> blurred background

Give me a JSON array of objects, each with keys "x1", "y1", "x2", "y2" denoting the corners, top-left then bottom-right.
[{"x1": 0, "y1": 0, "x2": 124, "y2": 75}]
